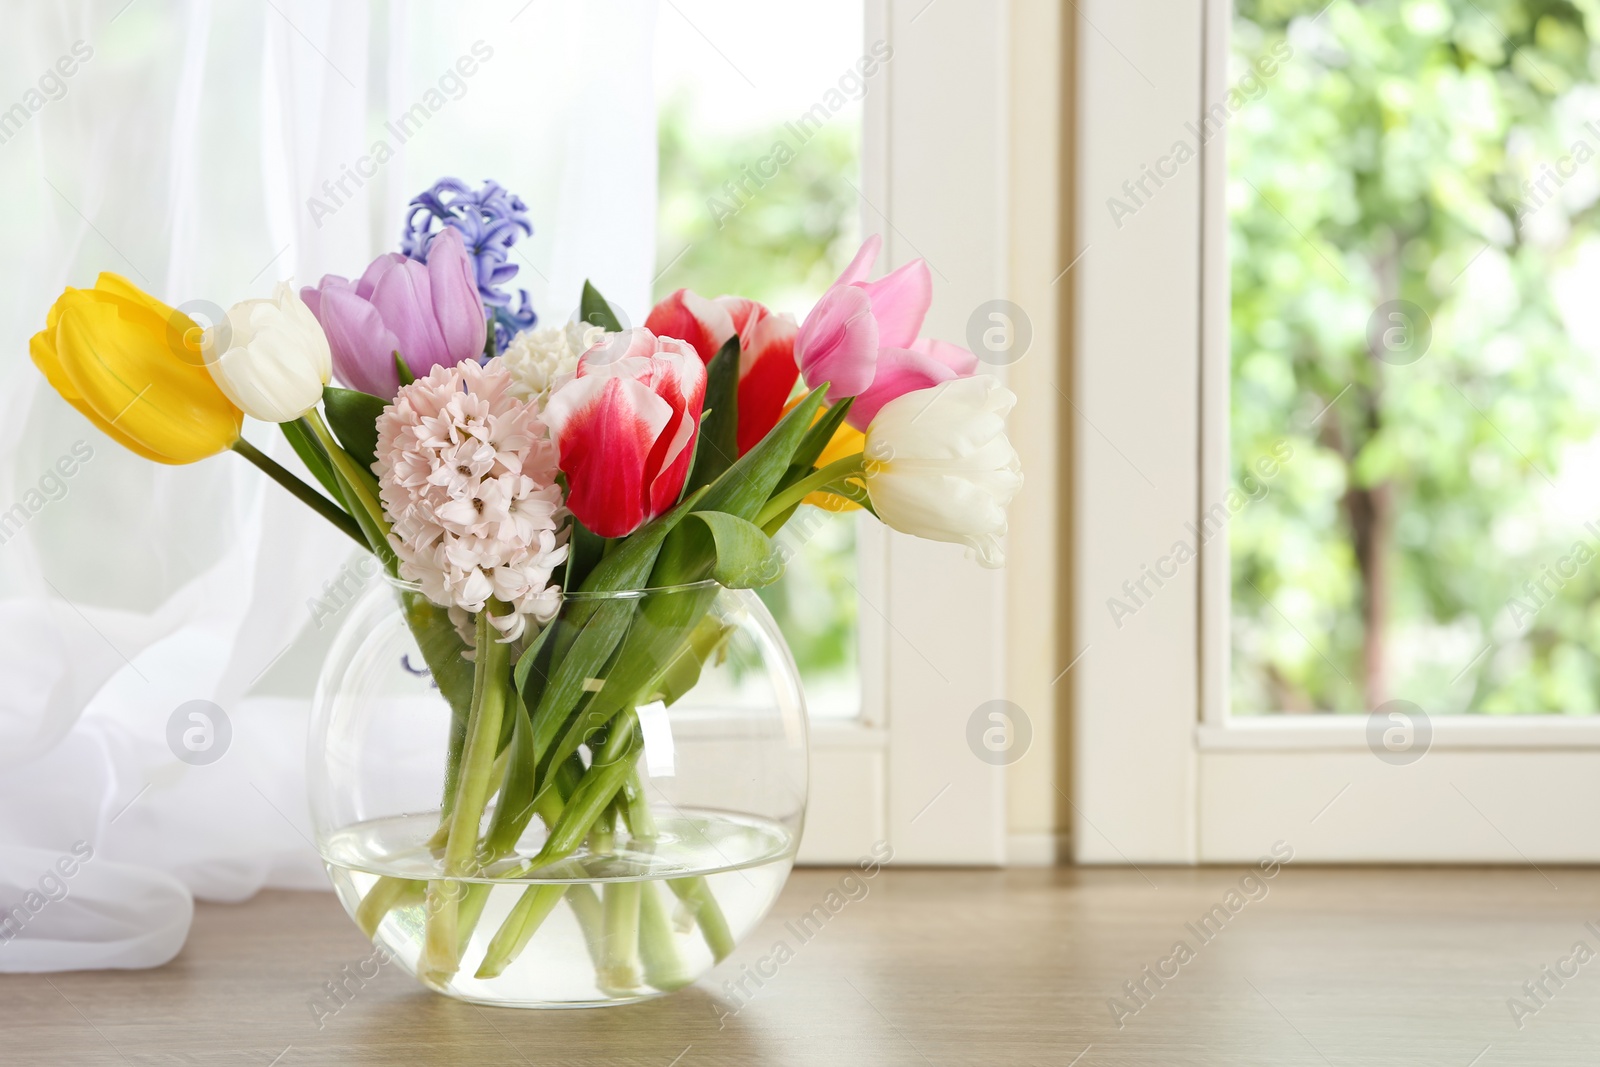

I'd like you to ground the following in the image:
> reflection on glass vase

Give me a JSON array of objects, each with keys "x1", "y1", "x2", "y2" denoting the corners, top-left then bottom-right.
[{"x1": 307, "y1": 578, "x2": 807, "y2": 1008}]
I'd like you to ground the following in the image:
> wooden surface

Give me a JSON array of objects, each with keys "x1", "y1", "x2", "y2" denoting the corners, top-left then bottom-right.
[{"x1": 7, "y1": 865, "x2": 1600, "y2": 1065}]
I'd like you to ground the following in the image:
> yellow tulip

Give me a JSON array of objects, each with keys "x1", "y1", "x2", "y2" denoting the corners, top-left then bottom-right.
[{"x1": 31, "y1": 273, "x2": 242, "y2": 464}]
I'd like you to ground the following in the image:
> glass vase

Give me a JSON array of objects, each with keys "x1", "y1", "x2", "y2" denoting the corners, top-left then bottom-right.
[{"x1": 306, "y1": 577, "x2": 807, "y2": 1008}]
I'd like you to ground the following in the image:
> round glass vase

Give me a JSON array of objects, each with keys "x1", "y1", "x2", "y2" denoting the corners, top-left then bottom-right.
[{"x1": 307, "y1": 577, "x2": 807, "y2": 1008}]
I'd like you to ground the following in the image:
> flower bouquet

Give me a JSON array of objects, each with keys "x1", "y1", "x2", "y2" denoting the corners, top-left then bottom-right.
[{"x1": 30, "y1": 177, "x2": 1021, "y2": 1005}]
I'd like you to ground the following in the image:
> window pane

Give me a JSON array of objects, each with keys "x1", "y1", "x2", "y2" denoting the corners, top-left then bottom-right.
[
  {"x1": 1230, "y1": 0, "x2": 1600, "y2": 715},
  {"x1": 653, "y1": 0, "x2": 864, "y2": 719}
]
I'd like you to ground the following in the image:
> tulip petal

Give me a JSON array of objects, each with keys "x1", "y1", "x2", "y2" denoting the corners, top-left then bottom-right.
[
  {"x1": 853, "y1": 257, "x2": 932, "y2": 350},
  {"x1": 51, "y1": 288, "x2": 241, "y2": 463},
  {"x1": 424, "y1": 227, "x2": 488, "y2": 367},
  {"x1": 645, "y1": 288, "x2": 734, "y2": 363},
  {"x1": 836, "y1": 234, "x2": 883, "y2": 287},
  {"x1": 30, "y1": 326, "x2": 168, "y2": 463},
  {"x1": 795, "y1": 285, "x2": 879, "y2": 401},
  {"x1": 356, "y1": 254, "x2": 405, "y2": 300},
  {"x1": 910, "y1": 336, "x2": 980, "y2": 376},
  {"x1": 736, "y1": 342, "x2": 799, "y2": 456},
  {"x1": 543, "y1": 373, "x2": 674, "y2": 538},
  {"x1": 639, "y1": 338, "x2": 708, "y2": 514},
  {"x1": 371, "y1": 258, "x2": 452, "y2": 377},
  {"x1": 862, "y1": 376, "x2": 1021, "y2": 568},
  {"x1": 848, "y1": 346, "x2": 959, "y2": 430},
  {"x1": 315, "y1": 285, "x2": 403, "y2": 397}
]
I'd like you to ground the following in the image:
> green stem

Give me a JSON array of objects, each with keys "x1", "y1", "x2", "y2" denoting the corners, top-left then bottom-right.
[
  {"x1": 567, "y1": 883, "x2": 607, "y2": 970},
  {"x1": 423, "y1": 605, "x2": 511, "y2": 979},
  {"x1": 302, "y1": 411, "x2": 397, "y2": 571},
  {"x1": 230, "y1": 438, "x2": 366, "y2": 548},
  {"x1": 669, "y1": 875, "x2": 735, "y2": 963},
  {"x1": 474, "y1": 883, "x2": 567, "y2": 979},
  {"x1": 355, "y1": 876, "x2": 424, "y2": 938},
  {"x1": 639, "y1": 881, "x2": 694, "y2": 991},
  {"x1": 754, "y1": 453, "x2": 865, "y2": 527},
  {"x1": 597, "y1": 881, "x2": 642, "y2": 994}
]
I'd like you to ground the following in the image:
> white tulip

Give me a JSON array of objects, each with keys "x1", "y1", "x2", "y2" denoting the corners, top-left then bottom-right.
[
  {"x1": 205, "y1": 282, "x2": 332, "y2": 422},
  {"x1": 862, "y1": 375, "x2": 1023, "y2": 568}
]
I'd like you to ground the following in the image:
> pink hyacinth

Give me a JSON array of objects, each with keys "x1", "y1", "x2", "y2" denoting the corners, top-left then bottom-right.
[{"x1": 374, "y1": 358, "x2": 568, "y2": 642}]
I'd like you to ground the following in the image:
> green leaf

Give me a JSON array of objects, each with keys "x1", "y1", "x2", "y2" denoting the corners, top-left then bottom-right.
[
  {"x1": 280, "y1": 418, "x2": 348, "y2": 512},
  {"x1": 484, "y1": 695, "x2": 538, "y2": 855},
  {"x1": 580, "y1": 280, "x2": 624, "y2": 332},
  {"x1": 640, "y1": 613, "x2": 736, "y2": 708},
  {"x1": 562, "y1": 519, "x2": 607, "y2": 593},
  {"x1": 322, "y1": 385, "x2": 389, "y2": 471},
  {"x1": 394, "y1": 351, "x2": 415, "y2": 387},
  {"x1": 652, "y1": 385, "x2": 831, "y2": 587},
  {"x1": 686, "y1": 336, "x2": 740, "y2": 493},
  {"x1": 528, "y1": 489, "x2": 710, "y2": 764},
  {"x1": 689, "y1": 510, "x2": 781, "y2": 588},
  {"x1": 779, "y1": 395, "x2": 855, "y2": 492},
  {"x1": 513, "y1": 620, "x2": 559, "y2": 708},
  {"x1": 400, "y1": 589, "x2": 477, "y2": 813},
  {"x1": 540, "y1": 583, "x2": 718, "y2": 776},
  {"x1": 527, "y1": 717, "x2": 641, "y2": 869}
]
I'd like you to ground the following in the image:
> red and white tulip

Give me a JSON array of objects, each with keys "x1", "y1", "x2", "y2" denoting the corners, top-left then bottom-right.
[
  {"x1": 541, "y1": 328, "x2": 708, "y2": 538},
  {"x1": 645, "y1": 289, "x2": 799, "y2": 456}
]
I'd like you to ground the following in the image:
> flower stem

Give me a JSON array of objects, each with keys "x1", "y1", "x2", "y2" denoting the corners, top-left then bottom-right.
[
  {"x1": 597, "y1": 880, "x2": 642, "y2": 994},
  {"x1": 355, "y1": 876, "x2": 424, "y2": 938},
  {"x1": 423, "y1": 605, "x2": 511, "y2": 979},
  {"x1": 474, "y1": 883, "x2": 568, "y2": 979},
  {"x1": 230, "y1": 438, "x2": 366, "y2": 548},
  {"x1": 754, "y1": 453, "x2": 865, "y2": 527},
  {"x1": 668, "y1": 876, "x2": 735, "y2": 962},
  {"x1": 638, "y1": 880, "x2": 694, "y2": 991},
  {"x1": 302, "y1": 411, "x2": 397, "y2": 571}
]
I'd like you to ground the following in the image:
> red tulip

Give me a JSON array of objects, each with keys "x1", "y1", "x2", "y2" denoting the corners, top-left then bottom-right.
[
  {"x1": 541, "y1": 329, "x2": 708, "y2": 538},
  {"x1": 645, "y1": 289, "x2": 798, "y2": 456}
]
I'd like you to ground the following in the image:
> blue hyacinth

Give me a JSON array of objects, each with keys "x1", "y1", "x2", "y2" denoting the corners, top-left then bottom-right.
[{"x1": 401, "y1": 178, "x2": 538, "y2": 353}]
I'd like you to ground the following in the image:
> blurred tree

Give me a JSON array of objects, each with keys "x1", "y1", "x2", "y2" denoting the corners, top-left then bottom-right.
[{"x1": 1233, "y1": 0, "x2": 1600, "y2": 714}]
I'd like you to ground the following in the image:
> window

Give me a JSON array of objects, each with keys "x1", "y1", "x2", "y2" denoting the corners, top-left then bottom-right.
[
  {"x1": 1230, "y1": 0, "x2": 1600, "y2": 718},
  {"x1": 1073, "y1": 0, "x2": 1600, "y2": 864}
]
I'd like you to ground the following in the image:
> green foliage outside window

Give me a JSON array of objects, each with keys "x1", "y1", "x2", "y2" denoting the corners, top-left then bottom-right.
[{"x1": 1232, "y1": 0, "x2": 1600, "y2": 715}]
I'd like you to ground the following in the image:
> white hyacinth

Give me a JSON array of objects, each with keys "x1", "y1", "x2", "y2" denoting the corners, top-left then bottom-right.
[{"x1": 501, "y1": 321, "x2": 606, "y2": 412}]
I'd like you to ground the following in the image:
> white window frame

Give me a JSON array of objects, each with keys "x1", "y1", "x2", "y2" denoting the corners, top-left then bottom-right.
[
  {"x1": 1073, "y1": 0, "x2": 1600, "y2": 864},
  {"x1": 797, "y1": 0, "x2": 1011, "y2": 865}
]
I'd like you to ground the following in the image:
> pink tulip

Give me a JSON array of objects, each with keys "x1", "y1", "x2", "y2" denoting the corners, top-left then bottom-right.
[
  {"x1": 850, "y1": 338, "x2": 983, "y2": 428},
  {"x1": 794, "y1": 234, "x2": 977, "y2": 429},
  {"x1": 541, "y1": 328, "x2": 708, "y2": 538},
  {"x1": 301, "y1": 227, "x2": 486, "y2": 398},
  {"x1": 645, "y1": 289, "x2": 799, "y2": 456}
]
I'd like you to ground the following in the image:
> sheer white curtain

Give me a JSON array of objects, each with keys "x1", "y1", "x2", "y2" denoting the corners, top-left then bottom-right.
[{"x1": 0, "y1": 0, "x2": 659, "y2": 971}]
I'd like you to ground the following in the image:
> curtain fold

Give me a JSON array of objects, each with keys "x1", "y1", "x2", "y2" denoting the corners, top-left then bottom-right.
[{"x1": 0, "y1": 0, "x2": 659, "y2": 972}]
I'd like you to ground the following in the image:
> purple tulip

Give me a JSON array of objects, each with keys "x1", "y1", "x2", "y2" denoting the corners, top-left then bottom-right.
[{"x1": 301, "y1": 227, "x2": 487, "y2": 398}]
